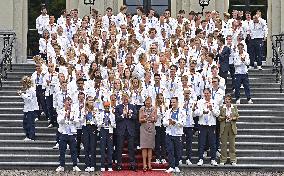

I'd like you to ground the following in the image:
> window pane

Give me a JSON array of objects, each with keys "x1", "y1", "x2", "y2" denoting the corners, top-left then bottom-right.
[
  {"x1": 126, "y1": 6, "x2": 139, "y2": 14},
  {"x1": 250, "y1": 0, "x2": 267, "y2": 5},
  {"x1": 151, "y1": 0, "x2": 168, "y2": 6},
  {"x1": 151, "y1": 5, "x2": 168, "y2": 15},
  {"x1": 125, "y1": 0, "x2": 143, "y2": 6}
]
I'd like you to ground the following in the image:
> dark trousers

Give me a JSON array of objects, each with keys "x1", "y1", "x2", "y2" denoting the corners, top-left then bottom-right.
[
  {"x1": 155, "y1": 126, "x2": 166, "y2": 160},
  {"x1": 100, "y1": 128, "x2": 113, "y2": 168},
  {"x1": 235, "y1": 74, "x2": 251, "y2": 100},
  {"x1": 219, "y1": 70, "x2": 229, "y2": 84},
  {"x1": 183, "y1": 127, "x2": 193, "y2": 160},
  {"x1": 199, "y1": 125, "x2": 216, "y2": 160},
  {"x1": 45, "y1": 95, "x2": 55, "y2": 125},
  {"x1": 59, "y1": 134, "x2": 77, "y2": 167},
  {"x1": 193, "y1": 117, "x2": 199, "y2": 132},
  {"x1": 165, "y1": 135, "x2": 182, "y2": 168},
  {"x1": 250, "y1": 38, "x2": 264, "y2": 66},
  {"x1": 76, "y1": 129, "x2": 82, "y2": 156},
  {"x1": 117, "y1": 130, "x2": 135, "y2": 166},
  {"x1": 216, "y1": 120, "x2": 220, "y2": 151},
  {"x1": 35, "y1": 85, "x2": 48, "y2": 120},
  {"x1": 229, "y1": 64, "x2": 236, "y2": 90},
  {"x1": 23, "y1": 111, "x2": 35, "y2": 140},
  {"x1": 135, "y1": 105, "x2": 142, "y2": 147},
  {"x1": 82, "y1": 125, "x2": 97, "y2": 168}
]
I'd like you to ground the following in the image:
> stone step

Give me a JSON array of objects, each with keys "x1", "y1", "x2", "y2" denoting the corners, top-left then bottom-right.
[
  {"x1": 11, "y1": 64, "x2": 35, "y2": 69},
  {"x1": 0, "y1": 120, "x2": 49, "y2": 127},
  {"x1": 226, "y1": 83, "x2": 280, "y2": 89},
  {"x1": 237, "y1": 128, "x2": 284, "y2": 135},
  {"x1": 2, "y1": 81, "x2": 20, "y2": 86},
  {"x1": 0, "y1": 140, "x2": 56, "y2": 148},
  {"x1": 0, "y1": 127, "x2": 57, "y2": 134},
  {"x1": 240, "y1": 93, "x2": 284, "y2": 98},
  {"x1": 0, "y1": 91, "x2": 18, "y2": 96},
  {"x1": 0, "y1": 102, "x2": 23, "y2": 108},
  {"x1": 237, "y1": 98, "x2": 284, "y2": 104},
  {"x1": 0, "y1": 96, "x2": 22, "y2": 102},
  {"x1": 240, "y1": 88, "x2": 280, "y2": 93},
  {"x1": 238, "y1": 116, "x2": 284, "y2": 123},
  {"x1": 237, "y1": 104, "x2": 284, "y2": 110},
  {"x1": 238, "y1": 110, "x2": 284, "y2": 116},
  {"x1": 0, "y1": 86, "x2": 23, "y2": 91},
  {"x1": 236, "y1": 135, "x2": 284, "y2": 143},
  {"x1": 0, "y1": 133, "x2": 55, "y2": 141},
  {"x1": 237, "y1": 122, "x2": 284, "y2": 129}
]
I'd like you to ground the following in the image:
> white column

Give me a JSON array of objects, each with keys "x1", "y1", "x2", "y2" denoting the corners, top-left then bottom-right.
[
  {"x1": 171, "y1": 0, "x2": 177, "y2": 18},
  {"x1": 267, "y1": 0, "x2": 273, "y2": 64},
  {"x1": 13, "y1": 0, "x2": 27, "y2": 63},
  {"x1": 281, "y1": 0, "x2": 284, "y2": 33}
]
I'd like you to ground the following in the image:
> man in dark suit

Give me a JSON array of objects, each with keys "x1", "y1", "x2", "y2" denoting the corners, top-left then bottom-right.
[
  {"x1": 216, "y1": 36, "x2": 231, "y2": 84},
  {"x1": 115, "y1": 93, "x2": 138, "y2": 171}
]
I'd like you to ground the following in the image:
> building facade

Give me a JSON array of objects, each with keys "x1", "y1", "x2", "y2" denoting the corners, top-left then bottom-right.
[{"x1": 0, "y1": 0, "x2": 284, "y2": 63}]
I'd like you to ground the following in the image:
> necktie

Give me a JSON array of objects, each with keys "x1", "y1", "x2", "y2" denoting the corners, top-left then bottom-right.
[{"x1": 104, "y1": 113, "x2": 110, "y2": 126}]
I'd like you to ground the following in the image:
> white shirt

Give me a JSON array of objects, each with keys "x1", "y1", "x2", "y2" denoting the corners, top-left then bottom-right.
[
  {"x1": 163, "y1": 108, "x2": 186, "y2": 136},
  {"x1": 20, "y1": 87, "x2": 38, "y2": 112},
  {"x1": 194, "y1": 98, "x2": 220, "y2": 126},
  {"x1": 36, "y1": 14, "x2": 49, "y2": 34},
  {"x1": 234, "y1": 51, "x2": 250, "y2": 74},
  {"x1": 57, "y1": 107, "x2": 79, "y2": 135},
  {"x1": 249, "y1": 20, "x2": 267, "y2": 39}
]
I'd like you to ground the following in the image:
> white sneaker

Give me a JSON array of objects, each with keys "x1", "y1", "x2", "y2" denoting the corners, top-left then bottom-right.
[
  {"x1": 41, "y1": 112, "x2": 45, "y2": 116},
  {"x1": 66, "y1": 144, "x2": 69, "y2": 150},
  {"x1": 52, "y1": 143, "x2": 59, "y2": 149},
  {"x1": 165, "y1": 167, "x2": 175, "y2": 173},
  {"x1": 101, "y1": 168, "x2": 105, "y2": 172},
  {"x1": 197, "y1": 159, "x2": 203, "y2": 166},
  {"x1": 73, "y1": 166, "x2": 81, "y2": 172},
  {"x1": 236, "y1": 99, "x2": 241, "y2": 104},
  {"x1": 155, "y1": 159, "x2": 161, "y2": 163},
  {"x1": 23, "y1": 137, "x2": 31, "y2": 141},
  {"x1": 48, "y1": 124, "x2": 53, "y2": 128},
  {"x1": 219, "y1": 162, "x2": 225, "y2": 166},
  {"x1": 248, "y1": 66, "x2": 254, "y2": 70},
  {"x1": 232, "y1": 162, "x2": 237, "y2": 166},
  {"x1": 211, "y1": 160, "x2": 218, "y2": 166},
  {"x1": 35, "y1": 118, "x2": 39, "y2": 122},
  {"x1": 174, "y1": 167, "x2": 181, "y2": 173},
  {"x1": 80, "y1": 143, "x2": 84, "y2": 150},
  {"x1": 89, "y1": 167, "x2": 95, "y2": 172},
  {"x1": 136, "y1": 146, "x2": 141, "y2": 150},
  {"x1": 257, "y1": 66, "x2": 262, "y2": 70},
  {"x1": 179, "y1": 160, "x2": 183, "y2": 165},
  {"x1": 161, "y1": 159, "x2": 167, "y2": 164},
  {"x1": 85, "y1": 167, "x2": 91, "y2": 172},
  {"x1": 185, "y1": 159, "x2": 192, "y2": 165},
  {"x1": 248, "y1": 99, "x2": 253, "y2": 104},
  {"x1": 108, "y1": 168, "x2": 113, "y2": 172},
  {"x1": 56, "y1": 166, "x2": 64, "y2": 172}
]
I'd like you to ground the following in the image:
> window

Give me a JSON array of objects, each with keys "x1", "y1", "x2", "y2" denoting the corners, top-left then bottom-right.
[
  {"x1": 124, "y1": 0, "x2": 170, "y2": 15},
  {"x1": 229, "y1": 0, "x2": 267, "y2": 20}
]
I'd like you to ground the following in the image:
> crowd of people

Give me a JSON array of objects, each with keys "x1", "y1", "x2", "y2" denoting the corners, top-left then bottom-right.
[{"x1": 18, "y1": 4, "x2": 267, "y2": 173}]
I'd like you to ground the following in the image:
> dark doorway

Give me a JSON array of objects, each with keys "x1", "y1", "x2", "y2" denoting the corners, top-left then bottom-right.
[
  {"x1": 124, "y1": 0, "x2": 170, "y2": 15},
  {"x1": 27, "y1": 0, "x2": 65, "y2": 58}
]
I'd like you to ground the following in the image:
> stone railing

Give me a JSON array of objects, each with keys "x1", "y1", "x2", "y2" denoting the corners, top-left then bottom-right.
[{"x1": 0, "y1": 31, "x2": 16, "y2": 88}]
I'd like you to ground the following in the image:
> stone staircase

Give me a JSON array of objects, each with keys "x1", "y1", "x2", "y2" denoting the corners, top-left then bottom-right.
[{"x1": 0, "y1": 64, "x2": 284, "y2": 169}]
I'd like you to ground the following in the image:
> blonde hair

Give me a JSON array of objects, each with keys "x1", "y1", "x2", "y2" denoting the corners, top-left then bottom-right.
[{"x1": 20, "y1": 76, "x2": 33, "y2": 90}]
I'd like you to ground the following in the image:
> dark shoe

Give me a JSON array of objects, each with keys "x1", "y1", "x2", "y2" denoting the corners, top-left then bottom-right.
[
  {"x1": 116, "y1": 165, "x2": 122, "y2": 171},
  {"x1": 129, "y1": 165, "x2": 137, "y2": 172}
]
